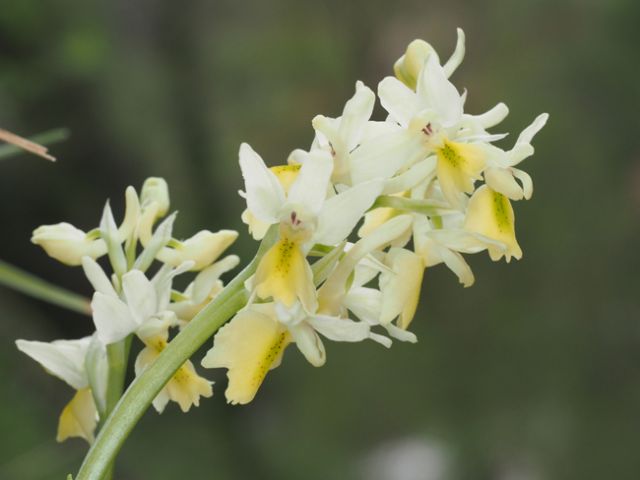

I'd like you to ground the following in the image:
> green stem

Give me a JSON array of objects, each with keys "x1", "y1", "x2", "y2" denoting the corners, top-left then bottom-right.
[
  {"x1": 75, "y1": 227, "x2": 277, "y2": 480},
  {"x1": 371, "y1": 195, "x2": 454, "y2": 216},
  {"x1": 0, "y1": 259, "x2": 90, "y2": 315},
  {"x1": 100, "y1": 336, "x2": 133, "y2": 480}
]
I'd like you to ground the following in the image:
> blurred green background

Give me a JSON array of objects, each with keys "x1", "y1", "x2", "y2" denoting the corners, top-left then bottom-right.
[{"x1": 1, "y1": 0, "x2": 639, "y2": 479}]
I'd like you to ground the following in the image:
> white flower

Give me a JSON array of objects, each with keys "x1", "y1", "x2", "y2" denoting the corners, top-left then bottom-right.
[
  {"x1": 239, "y1": 143, "x2": 383, "y2": 311},
  {"x1": 311, "y1": 80, "x2": 376, "y2": 184},
  {"x1": 15, "y1": 336, "x2": 107, "y2": 443},
  {"x1": 83, "y1": 257, "x2": 190, "y2": 344}
]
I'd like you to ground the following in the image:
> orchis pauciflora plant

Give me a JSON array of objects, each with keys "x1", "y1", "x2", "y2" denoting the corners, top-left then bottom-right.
[{"x1": 13, "y1": 29, "x2": 547, "y2": 479}]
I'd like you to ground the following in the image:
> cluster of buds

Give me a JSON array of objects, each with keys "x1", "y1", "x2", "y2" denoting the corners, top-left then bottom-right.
[
  {"x1": 203, "y1": 29, "x2": 548, "y2": 404},
  {"x1": 18, "y1": 178, "x2": 238, "y2": 442},
  {"x1": 16, "y1": 29, "x2": 548, "y2": 441}
]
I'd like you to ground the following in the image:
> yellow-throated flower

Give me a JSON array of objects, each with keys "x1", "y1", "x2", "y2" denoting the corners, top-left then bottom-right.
[
  {"x1": 15, "y1": 336, "x2": 107, "y2": 444},
  {"x1": 239, "y1": 143, "x2": 383, "y2": 312}
]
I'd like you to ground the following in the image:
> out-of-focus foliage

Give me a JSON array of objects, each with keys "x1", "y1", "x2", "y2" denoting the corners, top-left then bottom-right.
[{"x1": 1, "y1": 0, "x2": 639, "y2": 479}]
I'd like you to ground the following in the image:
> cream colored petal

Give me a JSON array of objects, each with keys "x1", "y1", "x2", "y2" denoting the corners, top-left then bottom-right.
[
  {"x1": 16, "y1": 337, "x2": 91, "y2": 390},
  {"x1": 314, "y1": 180, "x2": 384, "y2": 246},
  {"x1": 81, "y1": 256, "x2": 117, "y2": 297},
  {"x1": 417, "y1": 54, "x2": 463, "y2": 126},
  {"x1": 464, "y1": 185, "x2": 522, "y2": 262},
  {"x1": 286, "y1": 150, "x2": 333, "y2": 216},
  {"x1": 239, "y1": 143, "x2": 285, "y2": 223},
  {"x1": 117, "y1": 186, "x2": 140, "y2": 241},
  {"x1": 241, "y1": 208, "x2": 271, "y2": 240},
  {"x1": 165, "y1": 361, "x2": 213, "y2": 412},
  {"x1": 484, "y1": 167, "x2": 524, "y2": 200},
  {"x1": 306, "y1": 315, "x2": 370, "y2": 343},
  {"x1": 349, "y1": 129, "x2": 427, "y2": 185},
  {"x1": 254, "y1": 236, "x2": 317, "y2": 313},
  {"x1": 157, "y1": 230, "x2": 238, "y2": 271},
  {"x1": 378, "y1": 76, "x2": 419, "y2": 127},
  {"x1": 290, "y1": 322, "x2": 326, "y2": 367},
  {"x1": 443, "y1": 28, "x2": 466, "y2": 78},
  {"x1": 191, "y1": 255, "x2": 240, "y2": 303},
  {"x1": 516, "y1": 113, "x2": 549, "y2": 145},
  {"x1": 202, "y1": 309, "x2": 290, "y2": 405},
  {"x1": 512, "y1": 168, "x2": 533, "y2": 200},
  {"x1": 91, "y1": 292, "x2": 137, "y2": 344},
  {"x1": 436, "y1": 139, "x2": 485, "y2": 207},
  {"x1": 57, "y1": 388, "x2": 98, "y2": 444},
  {"x1": 122, "y1": 270, "x2": 157, "y2": 324},
  {"x1": 438, "y1": 247, "x2": 475, "y2": 287},
  {"x1": 379, "y1": 248, "x2": 424, "y2": 328}
]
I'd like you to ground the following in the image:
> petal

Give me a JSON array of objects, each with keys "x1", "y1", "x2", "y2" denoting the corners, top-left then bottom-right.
[
  {"x1": 484, "y1": 167, "x2": 525, "y2": 200},
  {"x1": 443, "y1": 28, "x2": 466, "y2": 78},
  {"x1": 382, "y1": 156, "x2": 437, "y2": 195},
  {"x1": 349, "y1": 129, "x2": 427, "y2": 185},
  {"x1": 512, "y1": 168, "x2": 534, "y2": 200},
  {"x1": 165, "y1": 360, "x2": 213, "y2": 412},
  {"x1": 286, "y1": 150, "x2": 333, "y2": 216},
  {"x1": 239, "y1": 143, "x2": 285, "y2": 223},
  {"x1": 339, "y1": 81, "x2": 376, "y2": 151},
  {"x1": 57, "y1": 388, "x2": 98, "y2": 444},
  {"x1": 117, "y1": 186, "x2": 140, "y2": 241},
  {"x1": 122, "y1": 270, "x2": 158, "y2": 324},
  {"x1": 254, "y1": 236, "x2": 317, "y2": 313},
  {"x1": 202, "y1": 309, "x2": 290, "y2": 405},
  {"x1": 516, "y1": 113, "x2": 549, "y2": 145},
  {"x1": 289, "y1": 322, "x2": 326, "y2": 367},
  {"x1": 438, "y1": 247, "x2": 475, "y2": 287},
  {"x1": 343, "y1": 286, "x2": 382, "y2": 324},
  {"x1": 378, "y1": 76, "x2": 419, "y2": 127},
  {"x1": 16, "y1": 337, "x2": 91, "y2": 390},
  {"x1": 91, "y1": 292, "x2": 138, "y2": 344},
  {"x1": 156, "y1": 229, "x2": 238, "y2": 271},
  {"x1": 314, "y1": 180, "x2": 384, "y2": 246},
  {"x1": 307, "y1": 315, "x2": 370, "y2": 342},
  {"x1": 384, "y1": 323, "x2": 418, "y2": 343},
  {"x1": 191, "y1": 255, "x2": 241, "y2": 303},
  {"x1": 464, "y1": 185, "x2": 522, "y2": 262},
  {"x1": 81, "y1": 256, "x2": 117, "y2": 297},
  {"x1": 417, "y1": 54, "x2": 463, "y2": 126},
  {"x1": 436, "y1": 139, "x2": 485, "y2": 207},
  {"x1": 379, "y1": 248, "x2": 424, "y2": 328},
  {"x1": 468, "y1": 102, "x2": 509, "y2": 129}
]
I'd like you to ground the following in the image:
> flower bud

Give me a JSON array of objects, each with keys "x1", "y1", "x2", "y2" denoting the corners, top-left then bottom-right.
[
  {"x1": 140, "y1": 177, "x2": 170, "y2": 218},
  {"x1": 31, "y1": 223, "x2": 106, "y2": 266},
  {"x1": 393, "y1": 39, "x2": 438, "y2": 91},
  {"x1": 156, "y1": 230, "x2": 238, "y2": 271}
]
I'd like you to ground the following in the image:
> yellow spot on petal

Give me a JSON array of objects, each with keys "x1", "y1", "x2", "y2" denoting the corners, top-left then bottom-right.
[
  {"x1": 136, "y1": 335, "x2": 213, "y2": 413},
  {"x1": 57, "y1": 388, "x2": 98, "y2": 444},
  {"x1": 465, "y1": 185, "x2": 522, "y2": 262},
  {"x1": 436, "y1": 139, "x2": 485, "y2": 205},
  {"x1": 270, "y1": 164, "x2": 301, "y2": 194},
  {"x1": 202, "y1": 309, "x2": 291, "y2": 405},
  {"x1": 254, "y1": 229, "x2": 316, "y2": 310}
]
